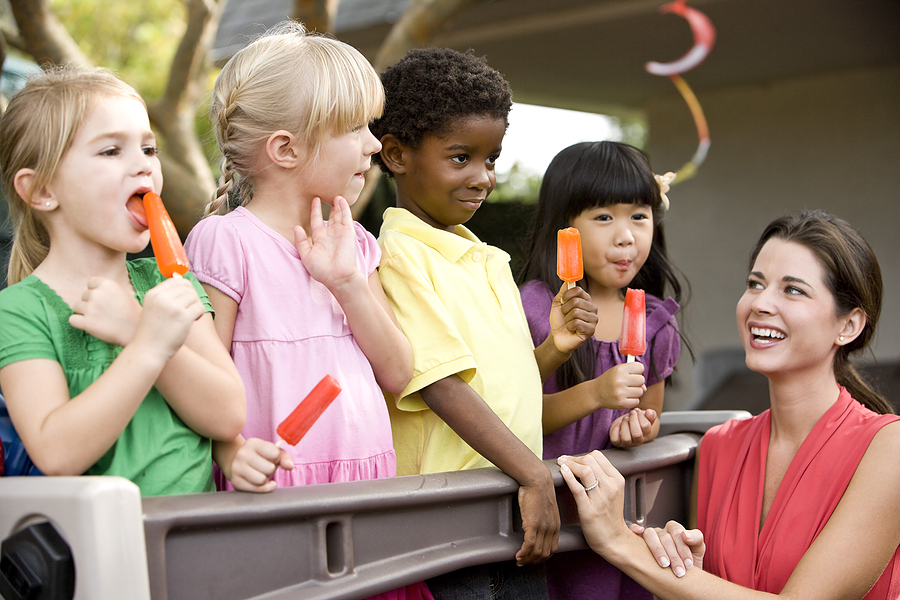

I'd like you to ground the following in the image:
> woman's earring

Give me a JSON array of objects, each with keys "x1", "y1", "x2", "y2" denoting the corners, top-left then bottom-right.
[
  {"x1": 839, "y1": 335, "x2": 845, "y2": 342},
  {"x1": 45, "y1": 202, "x2": 51, "y2": 207}
]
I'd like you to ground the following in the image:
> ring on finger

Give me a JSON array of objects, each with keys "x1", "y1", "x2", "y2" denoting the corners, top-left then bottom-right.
[{"x1": 584, "y1": 481, "x2": 599, "y2": 492}]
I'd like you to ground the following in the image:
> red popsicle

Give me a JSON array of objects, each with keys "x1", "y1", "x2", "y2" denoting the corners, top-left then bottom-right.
[
  {"x1": 143, "y1": 192, "x2": 190, "y2": 278},
  {"x1": 276, "y1": 375, "x2": 342, "y2": 446},
  {"x1": 620, "y1": 288, "x2": 646, "y2": 362},
  {"x1": 557, "y1": 227, "x2": 583, "y2": 289}
]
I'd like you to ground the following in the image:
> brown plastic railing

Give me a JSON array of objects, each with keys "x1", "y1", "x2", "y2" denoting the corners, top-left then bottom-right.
[{"x1": 141, "y1": 410, "x2": 748, "y2": 600}]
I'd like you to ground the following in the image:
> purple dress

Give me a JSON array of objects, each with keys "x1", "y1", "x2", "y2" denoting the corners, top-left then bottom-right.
[{"x1": 520, "y1": 280, "x2": 681, "y2": 600}]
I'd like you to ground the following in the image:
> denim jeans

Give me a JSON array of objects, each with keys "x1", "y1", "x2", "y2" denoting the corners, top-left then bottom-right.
[{"x1": 425, "y1": 560, "x2": 548, "y2": 600}]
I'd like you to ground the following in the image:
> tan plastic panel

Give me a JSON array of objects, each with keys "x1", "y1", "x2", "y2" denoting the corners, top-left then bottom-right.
[{"x1": 0, "y1": 476, "x2": 151, "y2": 599}]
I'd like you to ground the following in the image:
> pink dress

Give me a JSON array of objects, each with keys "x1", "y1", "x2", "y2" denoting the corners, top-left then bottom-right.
[
  {"x1": 186, "y1": 208, "x2": 434, "y2": 600},
  {"x1": 698, "y1": 387, "x2": 900, "y2": 597},
  {"x1": 185, "y1": 206, "x2": 396, "y2": 485}
]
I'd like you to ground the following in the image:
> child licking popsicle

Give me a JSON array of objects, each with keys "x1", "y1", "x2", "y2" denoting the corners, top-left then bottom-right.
[
  {"x1": 518, "y1": 141, "x2": 690, "y2": 600},
  {"x1": 0, "y1": 66, "x2": 245, "y2": 496}
]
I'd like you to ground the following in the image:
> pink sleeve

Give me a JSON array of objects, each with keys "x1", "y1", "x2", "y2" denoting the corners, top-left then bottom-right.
[
  {"x1": 354, "y1": 222, "x2": 382, "y2": 277},
  {"x1": 183, "y1": 216, "x2": 246, "y2": 303}
]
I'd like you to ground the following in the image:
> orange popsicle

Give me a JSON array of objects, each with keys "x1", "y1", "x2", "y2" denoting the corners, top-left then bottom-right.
[
  {"x1": 620, "y1": 288, "x2": 646, "y2": 362},
  {"x1": 557, "y1": 227, "x2": 583, "y2": 289},
  {"x1": 143, "y1": 192, "x2": 190, "y2": 278},
  {"x1": 276, "y1": 375, "x2": 342, "y2": 446}
]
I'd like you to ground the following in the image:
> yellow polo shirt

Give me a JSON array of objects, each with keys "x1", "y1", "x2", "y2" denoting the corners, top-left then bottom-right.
[{"x1": 378, "y1": 208, "x2": 543, "y2": 475}]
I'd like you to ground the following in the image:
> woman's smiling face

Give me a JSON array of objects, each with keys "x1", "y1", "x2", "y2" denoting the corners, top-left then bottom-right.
[{"x1": 736, "y1": 238, "x2": 847, "y2": 379}]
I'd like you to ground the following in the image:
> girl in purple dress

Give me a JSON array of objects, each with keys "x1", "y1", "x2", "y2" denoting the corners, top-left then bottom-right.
[{"x1": 518, "y1": 141, "x2": 689, "y2": 600}]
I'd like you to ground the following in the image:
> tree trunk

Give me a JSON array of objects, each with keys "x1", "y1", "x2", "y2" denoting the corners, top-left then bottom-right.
[
  {"x1": 293, "y1": 0, "x2": 339, "y2": 34},
  {"x1": 6, "y1": 0, "x2": 224, "y2": 236},
  {"x1": 9, "y1": 0, "x2": 91, "y2": 67}
]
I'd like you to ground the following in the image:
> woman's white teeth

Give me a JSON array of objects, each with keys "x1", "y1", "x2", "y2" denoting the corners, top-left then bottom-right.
[{"x1": 751, "y1": 327, "x2": 785, "y2": 340}]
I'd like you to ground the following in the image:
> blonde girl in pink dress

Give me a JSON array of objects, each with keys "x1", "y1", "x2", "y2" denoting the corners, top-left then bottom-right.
[{"x1": 184, "y1": 22, "x2": 431, "y2": 600}]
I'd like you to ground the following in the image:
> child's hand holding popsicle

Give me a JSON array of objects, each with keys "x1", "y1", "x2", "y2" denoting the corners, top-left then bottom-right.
[
  {"x1": 224, "y1": 436, "x2": 295, "y2": 493},
  {"x1": 547, "y1": 282, "x2": 598, "y2": 357},
  {"x1": 532, "y1": 228, "x2": 598, "y2": 381},
  {"x1": 216, "y1": 375, "x2": 341, "y2": 493}
]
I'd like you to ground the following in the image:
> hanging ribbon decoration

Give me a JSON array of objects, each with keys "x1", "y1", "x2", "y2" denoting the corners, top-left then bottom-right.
[{"x1": 644, "y1": 0, "x2": 716, "y2": 183}]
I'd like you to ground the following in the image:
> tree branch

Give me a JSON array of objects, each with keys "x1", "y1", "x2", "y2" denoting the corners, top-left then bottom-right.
[
  {"x1": 293, "y1": 0, "x2": 339, "y2": 34},
  {"x1": 374, "y1": 0, "x2": 481, "y2": 71},
  {"x1": 352, "y1": 0, "x2": 484, "y2": 218},
  {"x1": 9, "y1": 0, "x2": 91, "y2": 67},
  {"x1": 145, "y1": 0, "x2": 224, "y2": 229}
]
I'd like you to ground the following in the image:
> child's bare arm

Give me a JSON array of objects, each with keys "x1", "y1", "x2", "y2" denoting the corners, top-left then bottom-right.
[
  {"x1": 542, "y1": 362, "x2": 646, "y2": 434},
  {"x1": 295, "y1": 197, "x2": 412, "y2": 394},
  {"x1": 2, "y1": 279, "x2": 210, "y2": 475},
  {"x1": 420, "y1": 375, "x2": 560, "y2": 565}
]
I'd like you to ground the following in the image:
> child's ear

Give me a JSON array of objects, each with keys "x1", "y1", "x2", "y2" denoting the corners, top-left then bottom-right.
[
  {"x1": 378, "y1": 134, "x2": 407, "y2": 175},
  {"x1": 266, "y1": 130, "x2": 304, "y2": 167},
  {"x1": 14, "y1": 168, "x2": 56, "y2": 212}
]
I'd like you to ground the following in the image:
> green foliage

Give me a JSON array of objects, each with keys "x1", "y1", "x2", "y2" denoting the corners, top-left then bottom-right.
[
  {"x1": 51, "y1": 0, "x2": 185, "y2": 98},
  {"x1": 491, "y1": 162, "x2": 542, "y2": 204}
]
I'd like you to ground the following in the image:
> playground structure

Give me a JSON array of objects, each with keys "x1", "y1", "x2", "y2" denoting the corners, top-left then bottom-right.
[{"x1": 0, "y1": 410, "x2": 747, "y2": 600}]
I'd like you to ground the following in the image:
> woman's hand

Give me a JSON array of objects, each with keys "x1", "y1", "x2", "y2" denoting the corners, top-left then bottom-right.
[
  {"x1": 548, "y1": 282, "x2": 598, "y2": 355},
  {"x1": 557, "y1": 451, "x2": 633, "y2": 556},
  {"x1": 631, "y1": 520, "x2": 705, "y2": 577},
  {"x1": 228, "y1": 437, "x2": 294, "y2": 493},
  {"x1": 610, "y1": 408, "x2": 658, "y2": 448}
]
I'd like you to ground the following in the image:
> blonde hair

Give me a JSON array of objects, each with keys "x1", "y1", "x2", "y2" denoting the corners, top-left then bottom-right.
[
  {"x1": 205, "y1": 20, "x2": 384, "y2": 216},
  {"x1": 0, "y1": 66, "x2": 143, "y2": 285}
]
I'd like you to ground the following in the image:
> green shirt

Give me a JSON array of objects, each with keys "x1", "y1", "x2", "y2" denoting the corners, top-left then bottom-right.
[{"x1": 0, "y1": 259, "x2": 215, "y2": 496}]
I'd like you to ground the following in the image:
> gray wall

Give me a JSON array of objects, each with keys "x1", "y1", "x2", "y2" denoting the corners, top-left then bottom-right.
[{"x1": 646, "y1": 64, "x2": 900, "y2": 410}]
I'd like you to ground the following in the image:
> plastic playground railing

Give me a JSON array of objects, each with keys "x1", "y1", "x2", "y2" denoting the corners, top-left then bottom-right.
[{"x1": 0, "y1": 410, "x2": 749, "y2": 600}]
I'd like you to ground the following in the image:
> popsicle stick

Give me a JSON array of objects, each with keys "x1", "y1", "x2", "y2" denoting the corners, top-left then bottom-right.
[
  {"x1": 565, "y1": 281, "x2": 575, "y2": 290},
  {"x1": 626, "y1": 355, "x2": 636, "y2": 363}
]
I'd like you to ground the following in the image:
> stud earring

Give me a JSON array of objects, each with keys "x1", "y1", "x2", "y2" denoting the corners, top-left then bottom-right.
[
  {"x1": 839, "y1": 336, "x2": 845, "y2": 342},
  {"x1": 45, "y1": 202, "x2": 51, "y2": 207}
]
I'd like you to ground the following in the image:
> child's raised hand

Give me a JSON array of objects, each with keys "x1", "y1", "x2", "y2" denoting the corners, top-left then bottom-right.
[
  {"x1": 228, "y1": 437, "x2": 294, "y2": 493},
  {"x1": 609, "y1": 408, "x2": 658, "y2": 448},
  {"x1": 294, "y1": 196, "x2": 362, "y2": 295},
  {"x1": 549, "y1": 282, "x2": 598, "y2": 355},
  {"x1": 595, "y1": 362, "x2": 646, "y2": 411},
  {"x1": 131, "y1": 277, "x2": 205, "y2": 361},
  {"x1": 69, "y1": 277, "x2": 142, "y2": 347}
]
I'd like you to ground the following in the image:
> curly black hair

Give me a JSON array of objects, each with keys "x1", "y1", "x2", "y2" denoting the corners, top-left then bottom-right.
[{"x1": 371, "y1": 47, "x2": 513, "y2": 177}]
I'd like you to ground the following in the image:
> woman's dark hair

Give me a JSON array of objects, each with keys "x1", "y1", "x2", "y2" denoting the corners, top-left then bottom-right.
[
  {"x1": 371, "y1": 47, "x2": 512, "y2": 177},
  {"x1": 750, "y1": 210, "x2": 891, "y2": 414},
  {"x1": 518, "y1": 141, "x2": 690, "y2": 389}
]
